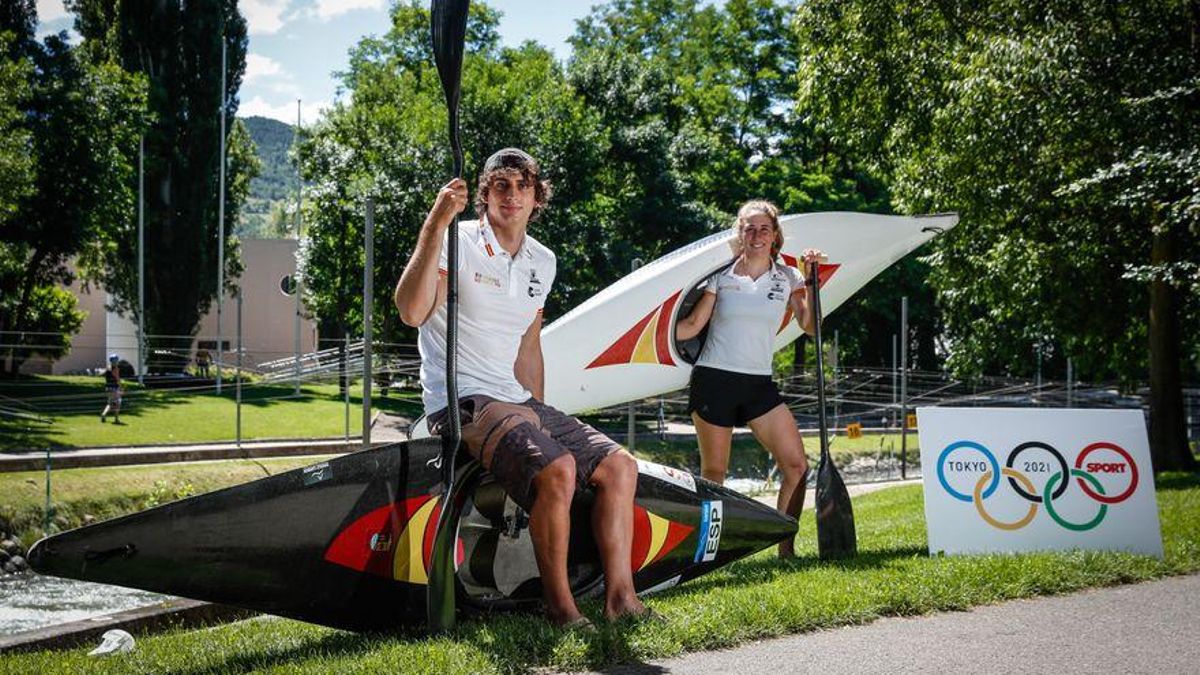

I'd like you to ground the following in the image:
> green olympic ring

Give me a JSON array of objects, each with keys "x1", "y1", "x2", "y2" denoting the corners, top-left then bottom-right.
[{"x1": 1042, "y1": 470, "x2": 1108, "y2": 531}]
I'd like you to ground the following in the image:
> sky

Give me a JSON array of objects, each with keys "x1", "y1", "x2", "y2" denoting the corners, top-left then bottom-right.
[{"x1": 34, "y1": 0, "x2": 610, "y2": 125}]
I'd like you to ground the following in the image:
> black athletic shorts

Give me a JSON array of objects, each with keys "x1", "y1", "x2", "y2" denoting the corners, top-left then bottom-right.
[
  {"x1": 428, "y1": 395, "x2": 621, "y2": 511},
  {"x1": 687, "y1": 365, "x2": 785, "y2": 427}
]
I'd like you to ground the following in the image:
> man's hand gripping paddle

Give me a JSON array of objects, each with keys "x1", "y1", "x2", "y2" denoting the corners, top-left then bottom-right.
[
  {"x1": 427, "y1": 0, "x2": 471, "y2": 633},
  {"x1": 809, "y1": 259, "x2": 857, "y2": 559}
]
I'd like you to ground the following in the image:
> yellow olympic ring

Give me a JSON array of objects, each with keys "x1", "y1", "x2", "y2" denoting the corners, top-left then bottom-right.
[{"x1": 973, "y1": 468, "x2": 1038, "y2": 530}]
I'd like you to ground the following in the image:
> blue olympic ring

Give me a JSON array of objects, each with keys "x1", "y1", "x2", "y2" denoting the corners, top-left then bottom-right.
[{"x1": 937, "y1": 441, "x2": 1000, "y2": 502}]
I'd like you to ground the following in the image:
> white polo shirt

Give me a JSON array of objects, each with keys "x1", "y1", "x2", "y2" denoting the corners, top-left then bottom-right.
[
  {"x1": 418, "y1": 218, "x2": 556, "y2": 414},
  {"x1": 695, "y1": 261, "x2": 803, "y2": 376}
]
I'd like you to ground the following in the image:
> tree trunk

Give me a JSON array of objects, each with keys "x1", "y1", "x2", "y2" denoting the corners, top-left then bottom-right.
[{"x1": 1147, "y1": 226, "x2": 1195, "y2": 472}]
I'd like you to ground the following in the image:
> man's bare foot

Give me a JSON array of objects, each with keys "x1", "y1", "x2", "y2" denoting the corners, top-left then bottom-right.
[
  {"x1": 603, "y1": 594, "x2": 648, "y2": 621},
  {"x1": 778, "y1": 541, "x2": 796, "y2": 559},
  {"x1": 545, "y1": 605, "x2": 586, "y2": 627}
]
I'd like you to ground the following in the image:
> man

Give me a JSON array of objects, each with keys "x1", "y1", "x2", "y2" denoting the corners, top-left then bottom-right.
[
  {"x1": 395, "y1": 148, "x2": 647, "y2": 628},
  {"x1": 100, "y1": 354, "x2": 122, "y2": 424}
]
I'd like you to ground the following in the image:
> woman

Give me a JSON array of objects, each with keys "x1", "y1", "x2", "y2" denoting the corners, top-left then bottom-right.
[{"x1": 676, "y1": 200, "x2": 821, "y2": 558}]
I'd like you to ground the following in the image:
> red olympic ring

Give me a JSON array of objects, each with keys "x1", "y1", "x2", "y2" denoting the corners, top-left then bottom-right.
[{"x1": 1073, "y1": 442, "x2": 1138, "y2": 504}]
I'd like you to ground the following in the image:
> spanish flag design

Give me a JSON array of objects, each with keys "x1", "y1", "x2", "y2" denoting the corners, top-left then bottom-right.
[
  {"x1": 323, "y1": 495, "x2": 463, "y2": 585},
  {"x1": 630, "y1": 505, "x2": 694, "y2": 572},
  {"x1": 587, "y1": 291, "x2": 682, "y2": 369}
]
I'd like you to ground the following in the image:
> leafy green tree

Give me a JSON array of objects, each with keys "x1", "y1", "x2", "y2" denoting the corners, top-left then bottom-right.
[
  {"x1": 0, "y1": 2, "x2": 148, "y2": 376},
  {"x1": 0, "y1": 32, "x2": 32, "y2": 228},
  {"x1": 298, "y1": 2, "x2": 607, "y2": 354},
  {"x1": 571, "y1": 0, "x2": 915, "y2": 369},
  {"x1": 69, "y1": 0, "x2": 257, "y2": 372},
  {"x1": 797, "y1": 0, "x2": 1198, "y2": 469}
]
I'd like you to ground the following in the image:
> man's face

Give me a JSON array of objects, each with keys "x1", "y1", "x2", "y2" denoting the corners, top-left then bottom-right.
[{"x1": 484, "y1": 169, "x2": 536, "y2": 230}]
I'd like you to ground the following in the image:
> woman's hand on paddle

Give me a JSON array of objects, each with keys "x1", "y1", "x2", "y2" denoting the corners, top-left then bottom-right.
[
  {"x1": 430, "y1": 178, "x2": 469, "y2": 228},
  {"x1": 801, "y1": 248, "x2": 826, "y2": 286}
]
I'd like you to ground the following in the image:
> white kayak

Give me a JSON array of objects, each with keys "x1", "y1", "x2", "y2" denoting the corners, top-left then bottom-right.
[{"x1": 411, "y1": 211, "x2": 957, "y2": 437}]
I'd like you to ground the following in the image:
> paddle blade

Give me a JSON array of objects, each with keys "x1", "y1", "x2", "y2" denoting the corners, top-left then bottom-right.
[
  {"x1": 815, "y1": 453, "x2": 857, "y2": 559},
  {"x1": 431, "y1": 0, "x2": 469, "y2": 113}
]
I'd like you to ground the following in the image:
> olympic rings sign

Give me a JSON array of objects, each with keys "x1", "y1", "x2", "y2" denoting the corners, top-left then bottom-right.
[{"x1": 936, "y1": 440, "x2": 1140, "y2": 532}]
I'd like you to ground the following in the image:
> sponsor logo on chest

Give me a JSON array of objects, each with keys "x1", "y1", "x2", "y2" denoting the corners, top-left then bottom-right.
[{"x1": 473, "y1": 271, "x2": 502, "y2": 289}]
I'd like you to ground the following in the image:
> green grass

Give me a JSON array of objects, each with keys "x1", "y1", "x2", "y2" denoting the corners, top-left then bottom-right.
[
  {"x1": 0, "y1": 375, "x2": 423, "y2": 451},
  {"x1": 0, "y1": 457, "x2": 338, "y2": 549},
  {"x1": 3, "y1": 472, "x2": 1197, "y2": 674},
  {"x1": 632, "y1": 431, "x2": 918, "y2": 479}
]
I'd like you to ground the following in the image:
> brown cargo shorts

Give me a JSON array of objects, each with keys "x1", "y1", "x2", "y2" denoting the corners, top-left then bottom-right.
[{"x1": 427, "y1": 395, "x2": 622, "y2": 510}]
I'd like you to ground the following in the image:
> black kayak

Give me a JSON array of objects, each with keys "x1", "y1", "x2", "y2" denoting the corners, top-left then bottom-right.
[{"x1": 28, "y1": 438, "x2": 795, "y2": 631}]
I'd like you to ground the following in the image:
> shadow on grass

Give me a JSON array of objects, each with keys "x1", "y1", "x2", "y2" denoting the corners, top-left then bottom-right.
[
  {"x1": 1156, "y1": 471, "x2": 1200, "y2": 491},
  {"x1": 146, "y1": 543, "x2": 929, "y2": 674},
  {"x1": 674, "y1": 545, "x2": 928, "y2": 597},
  {"x1": 163, "y1": 627, "x2": 406, "y2": 675}
]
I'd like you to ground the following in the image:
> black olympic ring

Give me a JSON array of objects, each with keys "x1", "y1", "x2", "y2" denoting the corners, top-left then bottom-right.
[{"x1": 1004, "y1": 441, "x2": 1070, "y2": 503}]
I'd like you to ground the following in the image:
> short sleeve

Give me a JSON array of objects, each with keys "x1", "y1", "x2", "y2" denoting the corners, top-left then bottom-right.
[
  {"x1": 536, "y1": 253, "x2": 556, "y2": 312},
  {"x1": 785, "y1": 265, "x2": 804, "y2": 294},
  {"x1": 703, "y1": 268, "x2": 724, "y2": 294},
  {"x1": 436, "y1": 226, "x2": 469, "y2": 277}
]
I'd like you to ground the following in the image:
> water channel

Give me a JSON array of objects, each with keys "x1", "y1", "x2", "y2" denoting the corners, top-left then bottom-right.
[{"x1": 1, "y1": 573, "x2": 171, "y2": 636}]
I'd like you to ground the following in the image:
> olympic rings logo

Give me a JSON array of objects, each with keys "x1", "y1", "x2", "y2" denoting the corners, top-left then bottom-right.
[{"x1": 936, "y1": 440, "x2": 1140, "y2": 531}]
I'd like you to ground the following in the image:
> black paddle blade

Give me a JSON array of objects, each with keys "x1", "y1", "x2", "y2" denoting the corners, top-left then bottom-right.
[
  {"x1": 815, "y1": 452, "x2": 857, "y2": 559},
  {"x1": 808, "y1": 259, "x2": 857, "y2": 560},
  {"x1": 431, "y1": 0, "x2": 469, "y2": 176}
]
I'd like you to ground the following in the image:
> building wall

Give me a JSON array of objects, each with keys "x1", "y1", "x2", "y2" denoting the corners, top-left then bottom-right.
[
  {"x1": 192, "y1": 238, "x2": 317, "y2": 369},
  {"x1": 23, "y1": 238, "x2": 316, "y2": 375}
]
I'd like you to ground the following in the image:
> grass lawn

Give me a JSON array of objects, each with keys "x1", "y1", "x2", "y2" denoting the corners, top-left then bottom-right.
[
  {"x1": 631, "y1": 430, "x2": 918, "y2": 479},
  {"x1": 3, "y1": 472, "x2": 1197, "y2": 673},
  {"x1": 0, "y1": 457, "x2": 339, "y2": 549},
  {"x1": 0, "y1": 376, "x2": 423, "y2": 451}
]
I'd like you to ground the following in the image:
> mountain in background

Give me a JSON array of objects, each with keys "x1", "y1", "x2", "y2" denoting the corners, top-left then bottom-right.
[{"x1": 240, "y1": 116, "x2": 297, "y2": 238}]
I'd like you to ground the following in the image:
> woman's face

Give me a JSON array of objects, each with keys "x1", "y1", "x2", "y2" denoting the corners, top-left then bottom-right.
[{"x1": 740, "y1": 213, "x2": 776, "y2": 255}]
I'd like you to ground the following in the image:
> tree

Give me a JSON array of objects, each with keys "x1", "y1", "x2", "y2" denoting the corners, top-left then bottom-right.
[
  {"x1": 69, "y1": 0, "x2": 257, "y2": 372},
  {"x1": 0, "y1": 2, "x2": 148, "y2": 376},
  {"x1": 797, "y1": 0, "x2": 1199, "y2": 470},
  {"x1": 298, "y1": 2, "x2": 608, "y2": 355},
  {"x1": 0, "y1": 32, "x2": 32, "y2": 227}
]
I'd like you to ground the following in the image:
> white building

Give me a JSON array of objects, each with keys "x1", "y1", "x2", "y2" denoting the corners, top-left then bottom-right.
[{"x1": 22, "y1": 239, "x2": 317, "y2": 375}]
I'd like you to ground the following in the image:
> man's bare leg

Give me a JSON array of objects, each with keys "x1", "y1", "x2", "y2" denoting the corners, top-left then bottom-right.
[
  {"x1": 589, "y1": 450, "x2": 646, "y2": 619},
  {"x1": 528, "y1": 454, "x2": 583, "y2": 625}
]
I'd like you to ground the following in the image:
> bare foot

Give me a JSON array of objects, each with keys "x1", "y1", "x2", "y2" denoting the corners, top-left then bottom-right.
[
  {"x1": 603, "y1": 593, "x2": 647, "y2": 621},
  {"x1": 545, "y1": 605, "x2": 585, "y2": 628}
]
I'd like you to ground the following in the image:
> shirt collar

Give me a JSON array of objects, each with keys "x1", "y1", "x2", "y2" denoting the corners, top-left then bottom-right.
[{"x1": 478, "y1": 217, "x2": 532, "y2": 260}]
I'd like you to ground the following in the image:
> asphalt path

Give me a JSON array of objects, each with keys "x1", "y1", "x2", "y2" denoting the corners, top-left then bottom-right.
[{"x1": 599, "y1": 574, "x2": 1200, "y2": 674}]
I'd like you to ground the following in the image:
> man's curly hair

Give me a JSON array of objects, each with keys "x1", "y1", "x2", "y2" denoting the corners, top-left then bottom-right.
[{"x1": 474, "y1": 149, "x2": 553, "y2": 221}]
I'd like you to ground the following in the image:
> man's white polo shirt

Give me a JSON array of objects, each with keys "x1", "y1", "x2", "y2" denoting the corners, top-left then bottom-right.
[{"x1": 418, "y1": 218, "x2": 556, "y2": 415}]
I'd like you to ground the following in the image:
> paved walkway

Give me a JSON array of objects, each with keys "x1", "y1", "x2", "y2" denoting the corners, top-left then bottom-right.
[{"x1": 599, "y1": 574, "x2": 1200, "y2": 674}]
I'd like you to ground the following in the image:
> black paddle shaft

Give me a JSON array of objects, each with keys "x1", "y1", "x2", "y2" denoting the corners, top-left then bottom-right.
[
  {"x1": 428, "y1": 0, "x2": 470, "y2": 633},
  {"x1": 809, "y1": 260, "x2": 857, "y2": 559}
]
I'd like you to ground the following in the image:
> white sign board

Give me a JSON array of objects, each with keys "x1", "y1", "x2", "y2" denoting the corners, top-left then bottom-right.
[{"x1": 917, "y1": 407, "x2": 1163, "y2": 558}]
